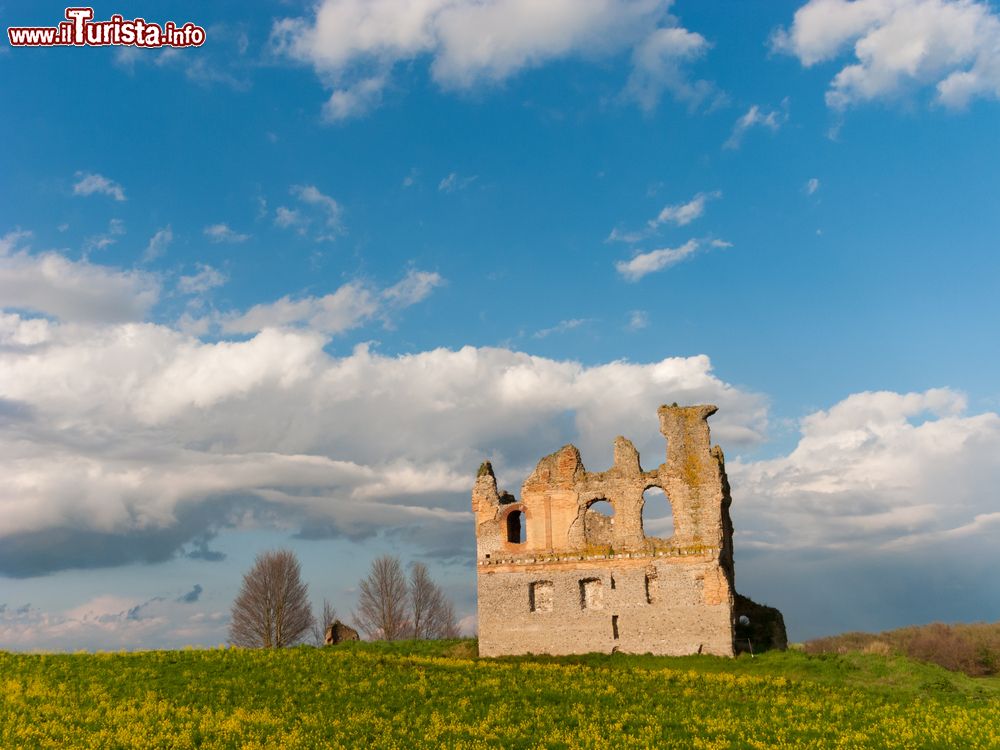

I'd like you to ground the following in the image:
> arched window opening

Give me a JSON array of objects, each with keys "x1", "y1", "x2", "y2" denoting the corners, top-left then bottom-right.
[
  {"x1": 641, "y1": 486, "x2": 674, "y2": 540},
  {"x1": 506, "y1": 509, "x2": 525, "y2": 544},
  {"x1": 583, "y1": 499, "x2": 614, "y2": 546},
  {"x1": 588, "y1": 499, "x2": 613, "y2": 517}
]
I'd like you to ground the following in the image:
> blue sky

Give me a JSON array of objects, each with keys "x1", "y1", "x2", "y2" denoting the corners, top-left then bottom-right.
[{"x1": 2, "y1": 0, "x2": 999, "y2": 649}]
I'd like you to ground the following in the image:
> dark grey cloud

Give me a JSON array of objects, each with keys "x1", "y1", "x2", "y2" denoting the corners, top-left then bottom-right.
[
  {"x1": 177, "y1": 584, "x2": 203, "y2": 604},
  {"x1": 184, "y1": 533, "x2": 226, "y2": 562},
  {"x1": 737, "y1": 543, "x2": 1000, "y2": 641},
  {"x1": 0, "y1": 497, "x2": 249, "y2": 578},
  {"x1": 126, "y1": 596, "x2": 164, "y2": 621},
  {"x1": 0, "y1": 398, "x2": 34, "y2": 423}
]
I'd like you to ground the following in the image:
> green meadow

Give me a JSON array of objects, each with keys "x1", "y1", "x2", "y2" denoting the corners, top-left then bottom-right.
[{"x1": 2, "y1": 640, "x2": 998, "y2": 749}]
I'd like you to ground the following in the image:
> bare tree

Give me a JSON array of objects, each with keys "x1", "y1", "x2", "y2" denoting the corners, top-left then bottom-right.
[
  {"x1": 430, "y1": 596, "x2": 461, "y2": 639},
  {"x1": 354, "y1": 555, "x2": 410, "y2": 640},
  {"x1": 409, "y1": 562, "x2": 460, "y2": 639},
  {"x1": 311, "y1": 599, "x2": 338, "y2": 646},
  {"x1": 229, "y1": 549, "x2": 314, "y2": 648}
]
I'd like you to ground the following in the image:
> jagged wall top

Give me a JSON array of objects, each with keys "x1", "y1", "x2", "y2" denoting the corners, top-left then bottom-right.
[{"x1": 472, "y1": 404, "x2": 732, "y2": 562}]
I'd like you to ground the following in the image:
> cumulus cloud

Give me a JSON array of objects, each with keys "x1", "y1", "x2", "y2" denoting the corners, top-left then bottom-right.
[
  {"x1": 143, "y1": 226, "x2": 173, "y2": 262},
  {"x1": 323, "y1": 75, "x2": 387, "y2": 121},
  {"x1": 0, "y1": 595, "x2": 227, "y2": 651},
  {"x1": 275, "y1": 185, "x2": 344, "y2": 241},
  {"x1": 731, "y1": 388, "x2": 1000, "y2": 552},
  {"x1": 73, "y1": 172, "x2": 126, "y2": 201},
  {"x1": 292, "y1": 185, "x2": 342, "y2": 228},
  {"x1": 615, "y1": 238, "x2": 701, "y2": 281},
  {"x1": 0, "y1": 305, "x2": 768, "y2": 576},
  {"x1": 271, "y1": 0, "x2": 715, "y2": 120},
  {"x1": 0, "y1": 231, "x2": 159, "y2": 323},
  {"x1": 203, "y1": 224, "x2": 250, "y2": 244},
  {"x1": 728, "y1": 388, "x2": 1000, "y2": 636},
  {"x1": 220, "y1": 269, "x2": 442, "y2": 335},
  {"x1": 651, "y1": 190, "x2": 721, "y2": 227},
  {"x1": 805, "y1": 177, "x2": 821, "y2": 195},
  {"x1": 380, "y1": 269, "x2": 445, "y2": 309},
  {"x1": 533, "y1": 318, "x2": 591, "y2": 339},
  {"x1": 625, "y1": 25, "x2": 716, "y2": 110},
  {"x1": 773, "y1": 0, "x2": 1000, "y2": 109},
  {"x1": 274, "y1": 206, "x2": 306, "y2": 232},
  {"x1": 178, "y1": 264, "x2": 227, "y2": 295},
  {"x1": 724, "y1": 99, "x2": 789, "y2": 149}
]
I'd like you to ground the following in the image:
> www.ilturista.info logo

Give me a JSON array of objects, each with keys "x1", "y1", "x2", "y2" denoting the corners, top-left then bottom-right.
[{"x1": 8, "y1": 7, "x2": 206, "y2": 48}]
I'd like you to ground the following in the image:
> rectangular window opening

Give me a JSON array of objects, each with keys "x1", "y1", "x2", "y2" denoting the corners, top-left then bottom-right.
[
  {"x1": 579, "y1": 577, "x2": 604, "y2": 610},
  {"x1": 644, "y1": 571, "x2": 658, "y2": 604},
  {"x1": 530, "y1": 580, "x2": 554, "y2": 613},
  {"x1": 612, "y1": 615, "x2": 619, "y2": 640}
]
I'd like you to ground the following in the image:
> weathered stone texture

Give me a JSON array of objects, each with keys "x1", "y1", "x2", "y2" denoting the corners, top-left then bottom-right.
[
  {"x1": 325, "y1": 620, "x2": 360, "y2": 645},
  {"x1": 473, "y1": 404, "x2": 784, "y2": 658}
]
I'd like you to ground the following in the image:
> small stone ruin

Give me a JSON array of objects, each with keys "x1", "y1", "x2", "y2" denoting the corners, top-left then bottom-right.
[{"x1": 472, "y1": 404, "x2": 786, "y2": 657}]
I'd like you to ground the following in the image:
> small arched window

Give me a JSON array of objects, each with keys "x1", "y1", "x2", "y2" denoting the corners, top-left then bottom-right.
[{"x1": 506, "y1": 509, "x2": 525, "y2": 544}]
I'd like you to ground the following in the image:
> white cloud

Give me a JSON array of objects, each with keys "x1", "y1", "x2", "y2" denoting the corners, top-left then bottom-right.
[
  {"x1": 0, "y1": 309, "x2": 768, "y2": 577},
  {"x1": 381, "y1": 269, "x2": 445, "y2": 309},
  {"x1": 805, "y1": 177, "x2": 821, "y2": 195},
  {"x1": 773, "y1": 0, "x2": 1000, "y2": 109},
  {"x1": 276, "y1": 185, "x2": 345, "y2": 240},
  {"x1": 730, "y1": 388, "x2": 1000, "y2": 552},
  {"x1": 222, "y1": 282, "x2": 378, "y2": 335},
  {"x1": 0, "y1": 231, "x2": 159, "y2": 323},
  {"x1": 607, "y1": 227, "x2": 648, "y2": 244},
  {"x1": 292, "y1": 185, "x2": 342, "y2": 229},
  {"x1": 275, "y1": 206, "x2": 306, "y2": 232},
  {"x1": 178, "y1": 264, "x2": 227, "y2": 296},
  {"x1": 0, "y1": 596, "x2": 228, "y2": 651},
  {"x1": 84, "y1": 218, "x2": 126, "y2": 253},
  {"x1": 203, "y1": 224, "x2": 250, "y2": 244},
  {"x1": 73, "y1": 172, "x2": 126, "y2": 201},
  {"x1": 651, "y1": 190, "x2": 721, "y2": 227},
  {"x1": 533, "y1": 318, "x2": 591, "y2": 339},
  {"x1": 143, "y1": 226, "x2": 174, "y2": 262},
  {"x1": 616, "y1": 239, "x2": 700, "y2": 281},
  {"x1": 724, "y1": 100, "x2": 789, "y2": 149},
  {"x1": 438, "y1": 172, "x2": 477, "y2": 193},
  {"x1": 608, "y1": 189, "x2": 720, "y2": 248},
  {"x1": 114, "y1": 25, "x2": 252, "y2": 92},
  {"x1": 220, "y1": 269, "x2": 442, "y2": 335},
  {"x1": 323, "y1": 75, "x2": 387, "y2": 121},
  {"x1": 627, "y1": 310, "x2": 649, "y2": 330},
  {"x1": 272, "y1": 0, "x2": 715, "y2": 119},
  {"x1": 625, "y1": 25, "x2": 715, "y2": 110}
]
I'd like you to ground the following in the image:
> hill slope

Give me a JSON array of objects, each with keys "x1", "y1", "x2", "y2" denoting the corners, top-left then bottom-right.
[{"x1": 2, "y1": 640, "x2": 998, "y2": 748}]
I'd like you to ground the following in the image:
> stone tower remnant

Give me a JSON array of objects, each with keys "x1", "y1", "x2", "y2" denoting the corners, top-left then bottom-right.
[{"x1": 472, "y1": 404, "x2": 785, "y2": 657}]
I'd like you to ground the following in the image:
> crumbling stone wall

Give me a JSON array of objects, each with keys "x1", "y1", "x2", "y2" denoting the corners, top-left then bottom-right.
[{"x1": 473, "y1": 404, "x2": 785, "y2": 657}]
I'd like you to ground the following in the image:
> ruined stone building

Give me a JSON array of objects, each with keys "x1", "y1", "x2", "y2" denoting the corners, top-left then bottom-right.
[{"x1": 473, "y1": 404, "x2": 785, "y2": 657}]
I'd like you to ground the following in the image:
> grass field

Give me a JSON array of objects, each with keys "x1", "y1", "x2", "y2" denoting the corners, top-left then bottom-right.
[{"x1": 2, "y1": 640, "x2": 999, "y2": 749}]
